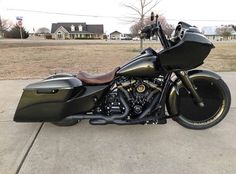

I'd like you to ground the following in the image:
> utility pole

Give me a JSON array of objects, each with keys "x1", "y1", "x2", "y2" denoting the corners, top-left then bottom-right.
[
  {"x1": 16, "y1": 16, "x2": 23, "y2": 39},
  {"x1": 19, "y1": 24, "x2": 23, "y2": 39}
]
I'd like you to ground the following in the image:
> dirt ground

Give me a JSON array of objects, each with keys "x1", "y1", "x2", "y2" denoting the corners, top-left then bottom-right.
[{"x1": 0, "y1": 40, "x2": 236, "y2": 79}]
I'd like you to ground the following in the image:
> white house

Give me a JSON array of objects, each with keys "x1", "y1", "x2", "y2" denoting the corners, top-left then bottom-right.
[
  {"x1": 110, "y1": 31, "x2": 122, "y2": 40},
  {"x1": 51, "y1": 23, "x2": 104, "y2": 40}
]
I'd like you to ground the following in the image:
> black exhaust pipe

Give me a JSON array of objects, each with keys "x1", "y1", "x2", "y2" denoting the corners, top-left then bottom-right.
[
  {"x1": 60, "y1": 88, "x2": 161, "y2": 125},
  {"x1": 60, "y1": 90, "x2": 130, "y2": 124}
]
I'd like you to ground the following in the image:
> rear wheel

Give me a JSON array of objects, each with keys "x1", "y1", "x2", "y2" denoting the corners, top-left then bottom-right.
[{"x1": 174, "y1": 78, "x2": 231, "y2": 129}]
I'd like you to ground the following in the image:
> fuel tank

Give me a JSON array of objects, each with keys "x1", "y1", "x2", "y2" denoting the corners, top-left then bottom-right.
[{"x1": 117, "y1": 48, "x2": 160, "y2": 77}]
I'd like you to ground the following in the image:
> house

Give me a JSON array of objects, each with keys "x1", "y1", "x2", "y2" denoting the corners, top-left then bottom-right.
[
  {"x1": 202, "y1": 26, "x2": 236, "y2": 41},
  {"x1": 110, "y1": 31, "x2": 122, "y2": 40},
  {"x1": 51, "y1": 23, "x2": 104, "y2": 40},
  {"x1": 202, "y1": 26, "x2": 222, "y2": 41}
]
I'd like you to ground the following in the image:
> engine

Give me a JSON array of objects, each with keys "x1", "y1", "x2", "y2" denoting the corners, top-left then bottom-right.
[{"x1": 103, "y1": 76, "x2": 164, "y2": 117}]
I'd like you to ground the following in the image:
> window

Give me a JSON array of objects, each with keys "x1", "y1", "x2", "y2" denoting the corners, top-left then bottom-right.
[
  {"x1": 79, "y1": 25, "x2": 83, "y2": 32},
  {"x1": 71, "y1": 25, "x2": 75, "y2": 31}
]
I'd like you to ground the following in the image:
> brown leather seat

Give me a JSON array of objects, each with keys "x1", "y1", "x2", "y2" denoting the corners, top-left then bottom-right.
[{"x1": 77, "y1": 67, "x2": 120, "y2": 84}]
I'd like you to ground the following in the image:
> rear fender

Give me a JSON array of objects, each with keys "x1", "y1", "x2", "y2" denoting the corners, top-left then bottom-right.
[{"x1": 166, "y1": 70, "x2": 221, "y2": 116}]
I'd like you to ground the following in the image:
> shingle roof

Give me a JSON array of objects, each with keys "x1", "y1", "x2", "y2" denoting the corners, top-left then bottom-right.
[
  {"x1": 87, "y1": 25, "x2": 104, "y2": 34},
  {"x1": 51, "y1": 23, "x2": 104, "y2": 34}
]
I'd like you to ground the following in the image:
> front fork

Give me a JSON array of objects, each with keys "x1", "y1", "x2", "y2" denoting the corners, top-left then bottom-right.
[{"x1": 175, "y1": 71, "x2": 205, "y2": 108}]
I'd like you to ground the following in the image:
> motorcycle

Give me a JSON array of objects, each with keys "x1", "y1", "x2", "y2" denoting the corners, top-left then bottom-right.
[{"x1": 14, "y1": 12, "x2": 231, "y2": 129}]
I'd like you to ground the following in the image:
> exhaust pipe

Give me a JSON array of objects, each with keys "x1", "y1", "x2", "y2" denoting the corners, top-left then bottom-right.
[
  {"x1": 61, "y1": 90, "x2": 130, "y2": 124},
  {"x1": 61, "y1": 88, "x2": 161, "y2": 125}
]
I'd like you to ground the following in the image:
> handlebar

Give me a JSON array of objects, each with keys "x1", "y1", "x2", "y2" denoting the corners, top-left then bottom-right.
[
  {"x1": 141, "y1": 24, "x2": 157, "y2": 36},
  {"x1": 141, "y1": 22, "x2": 170, "y2": 49}
]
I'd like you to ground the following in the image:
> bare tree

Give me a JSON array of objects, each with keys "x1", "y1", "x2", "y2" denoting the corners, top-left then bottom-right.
[
  {"x1": 130, "y1": 21, "x2": 142, "y2": 37},
  {"x1": 156, "y1": 16, "x2": 175, "y2": 38},
  {"x1": 130, "y1": 15, "x2": 174, "y2": 38},
  {"x1": 36, "y1": 27, "x2": 50, "y2": 34},
  {"x1": 216, "y1": 25, "x2": 234, "y2": 40},
  {"x1": 0, "y1": 17, "x2": 13, "y2": 34},
  {"x1": 123, "y1": 0, "x2": 160, "y2": 51}
]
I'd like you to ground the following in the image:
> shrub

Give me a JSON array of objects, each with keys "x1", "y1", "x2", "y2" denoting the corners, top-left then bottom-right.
[{"x1": 4, "y1": 25, "x2": 29, "y2": 39}]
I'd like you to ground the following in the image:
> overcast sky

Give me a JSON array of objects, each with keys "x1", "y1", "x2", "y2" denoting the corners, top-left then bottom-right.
[{"x1": 1, "y1": 0, "x2": 236, "y2": 33}]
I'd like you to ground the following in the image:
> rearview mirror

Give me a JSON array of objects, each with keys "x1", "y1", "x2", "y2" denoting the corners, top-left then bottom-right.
[{"x1": 151, "y1": 12, "x2": 154, "y2": 21}]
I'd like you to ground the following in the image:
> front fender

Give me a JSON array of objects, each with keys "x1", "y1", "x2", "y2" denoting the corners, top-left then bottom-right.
[
  {"x1": 187, "y1": 69, "x2": 221, "y2": 80},
  {"x1": 166, "y1": 70, "x2": 222, "y2": 116}
]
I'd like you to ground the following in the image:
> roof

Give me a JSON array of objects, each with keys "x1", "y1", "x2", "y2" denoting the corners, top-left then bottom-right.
[
  {"x1": 202, "y1": 26, "x2": 217, "y2": 35},
  {"x1": 87, "y1": 25, "x2": 104, "y2": 34},
  {"x1": 51, "y1": 23, "x2": 104, "y2": 34},
  {"x1": 110, "y1": 31, "x2": 122, "y2": 35}
]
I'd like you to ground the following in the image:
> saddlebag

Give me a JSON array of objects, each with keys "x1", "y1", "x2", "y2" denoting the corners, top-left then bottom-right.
[{"x1": 14, "y1": 76, "x2": 108, "y2": 122}]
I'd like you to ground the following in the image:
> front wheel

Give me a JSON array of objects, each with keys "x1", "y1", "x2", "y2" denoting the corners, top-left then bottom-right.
[{"x1": 174, "y1": 78, "x2": 231, "y2": 129}]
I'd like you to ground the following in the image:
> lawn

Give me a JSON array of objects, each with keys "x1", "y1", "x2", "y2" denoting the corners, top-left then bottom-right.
[{"x1": 0, "y1": 40, "x2": 236, "y2": 79}]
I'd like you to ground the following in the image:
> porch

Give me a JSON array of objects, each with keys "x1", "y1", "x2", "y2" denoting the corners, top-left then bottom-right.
[{"x1": 69, "y1": 33, "x2": 101, "y2": 39}]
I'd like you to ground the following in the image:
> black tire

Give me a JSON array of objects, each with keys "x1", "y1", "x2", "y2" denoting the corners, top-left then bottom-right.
[
  {"x1": 174, "y1": 78, "x2": 231, "y2": 130},
  {"x1": 52, "y1": 119, "x2": 80, "y2": 126}
]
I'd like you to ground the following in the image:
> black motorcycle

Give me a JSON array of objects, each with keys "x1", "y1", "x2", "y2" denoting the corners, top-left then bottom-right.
[{"x1": 14, "y1": 13, "x2": 231, "y2": 129}]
